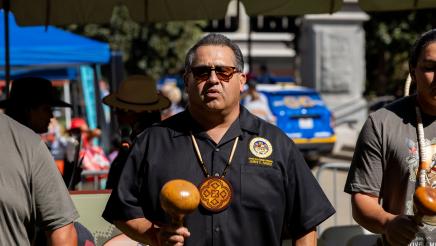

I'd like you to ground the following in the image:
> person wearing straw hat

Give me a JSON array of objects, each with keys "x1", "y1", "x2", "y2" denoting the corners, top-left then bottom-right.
[
  {"x1": 103, "y1": 34, "x2": 334, "y2": 246},
  {"x1": 344, "y1": 29, "x2": 436, "y2": 245},
  {"x1": 0, "y1": 77, "x2": 78, "y2": 245},
  {"x1": 102, "y1": 75, "x2": 170, "y2": 189}
]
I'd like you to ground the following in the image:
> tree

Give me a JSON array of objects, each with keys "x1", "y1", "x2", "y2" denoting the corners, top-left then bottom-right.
[
  {"x1": 67, "y1": 6, "x2": 205, "y2": 80},
  {"x1": 364, "y1": 9, "x2": 436, "y2": 97}
]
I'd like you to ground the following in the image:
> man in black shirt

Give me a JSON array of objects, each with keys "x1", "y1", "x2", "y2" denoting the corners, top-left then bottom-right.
[{"x1": 103, "y1": 33, "x2": 334, "y2": 246}]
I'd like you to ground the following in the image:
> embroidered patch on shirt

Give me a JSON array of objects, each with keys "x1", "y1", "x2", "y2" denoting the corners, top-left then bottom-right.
[
  {"x1": 249, "y1": 137, "x2": 273, "y2": 158},
  {"x1": 248, "y1": 137, "x2": 273, "y2": 166}
]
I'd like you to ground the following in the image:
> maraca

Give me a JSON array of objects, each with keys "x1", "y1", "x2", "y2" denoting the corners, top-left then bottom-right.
[
  {"x1": 160, "y1": 179, "x2": 200, "y2": 226},
  {"x1": 414, "y1": 157, "x2": 436, "y2": 221},
  {"x1": 413, "y1": 112, "x2": 436, "y2": 222}
]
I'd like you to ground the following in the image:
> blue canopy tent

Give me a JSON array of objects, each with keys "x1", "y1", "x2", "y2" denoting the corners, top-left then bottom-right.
[
  {"x1": 0, "y1": 11, "x2": 110, "y2": 77},
  {"x1": 0, "y1": 11, "x2": 111, "y2": 149}
]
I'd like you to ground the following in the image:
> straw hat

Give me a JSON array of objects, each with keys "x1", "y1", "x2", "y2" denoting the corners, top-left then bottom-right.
[
  {"x1": 0, "y1": 77, "x2": 72, "y2": 108},
  {"x1": 103, "y1": 75, "x2": 170, "y2": 112}
]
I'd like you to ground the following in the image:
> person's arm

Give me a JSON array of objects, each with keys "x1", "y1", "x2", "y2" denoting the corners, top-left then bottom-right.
[
  {"x1": 47, "y1": 223, "x2": 77, "y2": 246},
  {"x1": 293, "y1": 229, "x2": 317, "y2": 246},
  {"x1": 114, "y1": 218, "x2": 156, "y2": 244},
  {"x1": 351, "y1": 193, "x2": 393, "y2": 233},
  {"x1": 352, "y1": 193, "x2": 419, "y2": 245},
  {"x1": 114, "y1": 218, "x2": 190, "y2": 246},
  {"x1": 32, "y1": 141, "x2": 79, "y2": 243}
]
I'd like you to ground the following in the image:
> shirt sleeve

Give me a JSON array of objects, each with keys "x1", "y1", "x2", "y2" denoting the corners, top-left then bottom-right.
[
  {"x1": 344, "y1": 115, "x2": 383, "y2": 196},
  {"x1": 102, "y1": 136, "x2": 146, "y2": 223},
  {"x1": 33, "y1": 141, "x2": 79, "y2": 231},
  {"x1": 285, "y1": 142, "x2": 335, "y2": 238},
  {"x1": 106, "y1": 149, "x2": 130, "y2": 189}
]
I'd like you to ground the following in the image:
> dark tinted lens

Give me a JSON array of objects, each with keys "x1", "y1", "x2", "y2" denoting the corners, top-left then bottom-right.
[
  {"x1": 191, "y1": 66, "x2": 211, "y2": 81},
  {"x1": 215, "y1": 66, "x2": 235, "y2": 74},
  {"x1": 190, "y1": 66, "x2": 237, "y2": 82},
  {"x1": 215, "y1": 66, "x2": 236, "y2": 81}
]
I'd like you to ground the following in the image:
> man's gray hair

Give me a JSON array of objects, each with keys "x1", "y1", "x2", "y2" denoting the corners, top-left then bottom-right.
[{"x1": 184, "y1": 33, "x2": 244, "y2": 73}]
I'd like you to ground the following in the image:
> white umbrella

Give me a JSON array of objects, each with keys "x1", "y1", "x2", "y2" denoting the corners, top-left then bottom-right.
[
  {"x1": 3, "y1": 0, "x2": 436, "y2": 29},
  {"x1": 2, "y1": 0, "x2": 436, "y2": 93},
  {"x1": 255, "y1": 0, "x2": 343, "y2": 15},
  {"x1": 359, "y1": 0, "x2": 436, "y2": 12},
  {"x1": 0, "y1": 0, "x2": 339, "y2": 94},
  {"x1": 1, "y1": 0, "x2": 303, "y2": 26},
  {"x1": 252, "y1": 0, "x2": 436, "y2": 16}
]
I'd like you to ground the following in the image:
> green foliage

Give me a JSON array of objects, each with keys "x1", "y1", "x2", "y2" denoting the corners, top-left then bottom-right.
[
  {"x1": 67, "y1": 6, "x2": 205, "y2": 80},
  {"x1": 364, "y1": 9, "x2": 436, "y2": 97}
]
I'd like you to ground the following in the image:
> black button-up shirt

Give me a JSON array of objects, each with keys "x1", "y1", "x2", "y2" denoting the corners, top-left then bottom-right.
[{"x1": 103, "y1": 106, "x2": 335, "y2": 246}]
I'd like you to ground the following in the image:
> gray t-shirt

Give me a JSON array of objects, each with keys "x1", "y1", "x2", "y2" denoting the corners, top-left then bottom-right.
[
  {"x1": 345, "y1": 96, "x2": 436, "y2": 245},
  {"x1": 0, "y1": 113, "x2": 79, "y2": 245}
]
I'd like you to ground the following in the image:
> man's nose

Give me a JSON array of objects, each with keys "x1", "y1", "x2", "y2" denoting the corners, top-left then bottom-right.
[{"x1": 208, "y1": 70, "x2": 220, "y2": 83}]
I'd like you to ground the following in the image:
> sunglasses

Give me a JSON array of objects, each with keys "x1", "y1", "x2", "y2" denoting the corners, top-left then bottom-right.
[{"x1": 190, "y1": 66, "x2": 239, "y2": 82}]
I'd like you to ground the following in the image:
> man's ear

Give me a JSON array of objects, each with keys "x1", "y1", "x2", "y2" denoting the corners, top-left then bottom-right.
[{"x1": 239, "y1": 73, "x2": 247, "y2": 92}]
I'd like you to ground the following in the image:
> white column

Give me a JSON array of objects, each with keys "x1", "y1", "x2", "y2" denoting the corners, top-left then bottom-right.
[{"x1": 299, "y1": 0, "x2": 369, "y2": 126}]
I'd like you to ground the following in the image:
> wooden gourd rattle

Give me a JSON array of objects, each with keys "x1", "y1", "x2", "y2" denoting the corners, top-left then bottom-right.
[
  {"x1": 160, "y1": 179, "x2": 200, "y2": 226},
  {"x1": 414, "y1": 158, "x2": 436, "y2": 221}
]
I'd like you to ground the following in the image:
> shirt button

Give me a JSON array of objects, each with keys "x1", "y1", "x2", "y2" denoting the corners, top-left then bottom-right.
[
  {"x1": 215, "y1": 148, "x2": 220, "y2": 152},
  {"x1": 215, "y1": 227, "x2": 220, "y2": 232},
  {"x1": 214, "y1": 172, "x2": 220, "y2": 177}
]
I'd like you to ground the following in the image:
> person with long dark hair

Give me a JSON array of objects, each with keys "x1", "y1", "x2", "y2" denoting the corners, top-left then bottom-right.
[{"x1": 345, "y1": 29, "x2": 436, "y2": 245}]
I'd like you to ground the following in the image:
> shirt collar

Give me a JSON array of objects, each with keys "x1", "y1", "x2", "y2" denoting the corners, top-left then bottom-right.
[
  {"x1": 170, "y1": 110, "x2": 196, "y2": 138},
  {"x1": 238, "y1": 105, "x2": 260, "y2": 135}
]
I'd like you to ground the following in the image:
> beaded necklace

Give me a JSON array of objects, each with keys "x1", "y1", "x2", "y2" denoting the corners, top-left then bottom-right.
[{"x1": 415, "y1": 106, "x2": 430, "y2": 187}]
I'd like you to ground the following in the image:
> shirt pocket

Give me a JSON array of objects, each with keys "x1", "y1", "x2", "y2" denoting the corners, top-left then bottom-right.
[{"x1": 241, "y1": 165, "x2": 285, "y2": 212}]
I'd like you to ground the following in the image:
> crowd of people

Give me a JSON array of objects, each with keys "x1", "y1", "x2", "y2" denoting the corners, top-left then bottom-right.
[{"x1": 1, "y1": 30, "x2": 436, "y2": 245}]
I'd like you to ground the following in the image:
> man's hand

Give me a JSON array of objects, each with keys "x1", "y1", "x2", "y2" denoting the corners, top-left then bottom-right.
[
  {"x1": 114, "y1": 219, "x2": 191, "y2": 246},
  {"x1": 352, "y1": 193, "x2": 421, "y2": 245},
  {"x1": 155, "y1": 225, "x2": 191, "y2": 246},
  {"x1": 384, "y1": 215, "x2": 419, "y2": 246}
]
